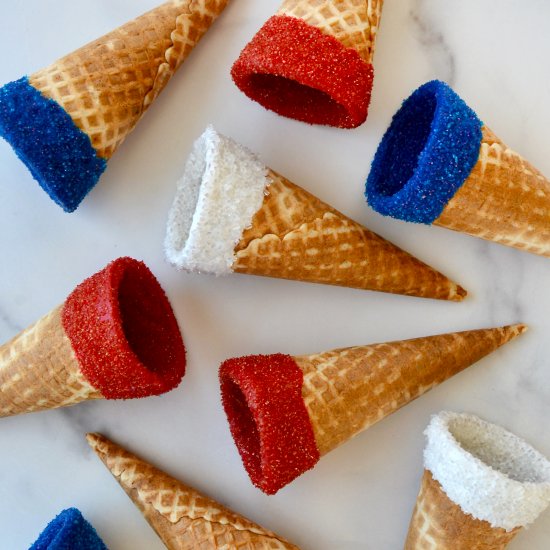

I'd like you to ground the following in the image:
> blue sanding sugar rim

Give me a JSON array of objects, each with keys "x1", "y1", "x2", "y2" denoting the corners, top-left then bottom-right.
[
  {"x1": 365, "y1": 80, "x2": 483, "y2": 224},
  {"x1": 29, "y1": 508, "x2": 107, "y2": 550},
  {"x1": 0, "y1": 77, "x2": 107, "y2": 213}
]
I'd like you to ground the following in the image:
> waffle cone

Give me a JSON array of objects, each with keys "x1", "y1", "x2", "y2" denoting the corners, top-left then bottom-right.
[
  {"x1": 233, "y1": 170, "x2": 465, "y2": 300},
  {"x1": 293, "y1": 325, "x2": 525, "y2": 455},
  {"x1": 278, "y1": 0, "x2": 383, "y2": 63},
  {"x1": 87, "y1": 433, "x2": 299, "y2": 550},
  {"x1": 0, "y1": 306, "x2": 101, "y2": 418},
  {"x1": 405, "y1": 470, "x2": 520, "y2": 549},
  {"x1": 435, "y1": 126, "x2": 550, "y2": 257},
  {"x1": 29, "y1": 0, "x2": 228, "y2": 159}
]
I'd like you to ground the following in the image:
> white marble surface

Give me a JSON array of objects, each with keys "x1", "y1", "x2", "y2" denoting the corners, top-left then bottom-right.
[{"x1": 1, "y1": 1, "x2": 549, "y2": 548}]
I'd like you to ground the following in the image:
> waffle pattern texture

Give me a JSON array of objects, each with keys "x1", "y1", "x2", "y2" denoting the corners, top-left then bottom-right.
[
  {"x1": 29, "y1": 508, "x2": 107, "y2": 550},
  {"x1": 166, "y1": 128, "x2": 466, "y2": 300},
  {"x1": 0, "y1": 0, "x2": 228, "y2": 211},
  {"x1": 0, "y1": 306, "x2": 101, "y2": 418},
  {"x1": 87, "y1": 434, "x2": 299, "y2": 550},
  {"x1": 234, "y1": 169, "x2": 465, "y2": 300},
  {"x1": 294, "y1": 325, "x2": 526, "y2": 456},
  {"x1": 278, "y1": 0, "x2": 383, "y2": 63},
  {"x1": 366, "y1": 80, "x2": 550, "y2": 257},
  {"x1": 405, "y1": 471, "x2": 520, "y2": 550},
  {"x1": 435, "y1": 126, "x2": 550, "y2": 256},
  {"x1": 231, "y1": 0, "x2": 383, "y2": 127}
]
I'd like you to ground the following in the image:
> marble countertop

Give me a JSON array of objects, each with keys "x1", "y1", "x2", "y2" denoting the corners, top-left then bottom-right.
[{"x1": 1, "y1": 1, "x2": 549, "y2": 548}]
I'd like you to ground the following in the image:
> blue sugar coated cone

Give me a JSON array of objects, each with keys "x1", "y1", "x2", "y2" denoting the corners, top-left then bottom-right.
[
  {"x1": 29, "y1": 508, "x2": 107, "y2": 550},
  {"x1": 0, "y1": 77, "x2": 106, "y2": 213}
]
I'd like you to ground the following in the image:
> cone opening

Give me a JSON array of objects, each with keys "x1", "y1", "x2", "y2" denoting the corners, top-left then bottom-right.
[
  {"x1": 30, "y1": 508, "x2": 106, "y2": 550},
  {"x1": 231, "y1": 15, "x2": 373, "y2": 128},
  {"x1": 116, "y1": 260, "x2": 183, "y2": 380},
  {"x1": 371, "y1": 89, "x2": 437, "y2": 198},
  {"x1": 165, "y1": 126, "x2": 268, "y2": 275},
  {"x1": 219, "y1": 354, "x2": 320, "y2": 495},
  {"x1": 447, "y1": 415, "x2": 550, "y2": 484},
  {"x1": 62, "y1": 257, "x2": 186, "y2": 399},
  {"x1": 244, "y1": 72, "x2": 357, "y2": 128},
  {"x1": 221, "y1": 377, "x2": 264, "y2": 483},
  {"x1": 366, "y1": 80, "x2": 483, "y2": 224},
  {"x1": 0, "y1": 77, "x2": 107, "y2": 213},
  {"x1": 424, "y1": 412, "x2": 550, "y2": 530},
  {"x1": 165, "y1": 132, "x2": 208, "y2": 261}
]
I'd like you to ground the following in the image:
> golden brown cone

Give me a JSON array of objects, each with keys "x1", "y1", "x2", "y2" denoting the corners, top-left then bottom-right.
[
  {"x1": 405, "y1": 470, "x2": 521, "y2": 549},
  {"x1": 233, "y1": 170, "x2": 466, "y2": 301},
  {"x1": 29, "y1": 0, "x2": 229, "y2": 159},
  {"x1": 435, "y1": 126, "x2": 550, "y2": 257},
  {"x1": 277, "y1": 0, "x2": 383, "y2": 63},
  {"x1": 293, "y1": 325, "x2": 526, "y2": 455},
  {"x1": 87, "y1": 433, "x2": 299, "y2": 550},
  {"x1": 0, "y1": 306, "x2": 101, "y2": 418}
]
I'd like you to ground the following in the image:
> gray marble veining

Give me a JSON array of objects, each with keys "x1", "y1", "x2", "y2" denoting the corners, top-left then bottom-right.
[{"x1": 409, "y1": 0, "x2": 456, "y2": 85}]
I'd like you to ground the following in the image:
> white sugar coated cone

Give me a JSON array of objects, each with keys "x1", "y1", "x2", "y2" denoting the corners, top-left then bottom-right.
[
  {"x1": 165, "y1": 127, "x2": 466, "y2": 301},
  {"x1": 405, "y1": 412, "x2": 550, "y2": 549}
]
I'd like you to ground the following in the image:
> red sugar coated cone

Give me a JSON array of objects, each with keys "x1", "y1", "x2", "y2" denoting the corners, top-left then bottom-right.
[
  {"x1": 0, "y1": 257, "x2": 186, "y2": 417},
  {"x1": 220, "y1": 325, "x2": 526, "y2": 494},
  {"x1": 231, "y1": 1, "x2": 384, "y2": 128}
]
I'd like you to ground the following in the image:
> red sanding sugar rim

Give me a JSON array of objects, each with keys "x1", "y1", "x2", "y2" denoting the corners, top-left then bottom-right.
[
  {"x1": 62, "y1": 257, "x2": 186, "y2": 399},
  {"x1": 219, "y1": 354, "x2": 320, "y2": 495},
  {"x1": 231, "y1": 15, "x2": 374, "y2": 129}
]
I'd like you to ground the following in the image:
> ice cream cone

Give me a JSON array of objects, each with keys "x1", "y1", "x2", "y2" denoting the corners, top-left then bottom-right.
[
  {"x1": 231, "y1": 0, "x2": 383, "y2": 128},
  {"x1": 219, "y1": 325, "x2": 526, "y2": 494},
  {"x1": 165, "y1": 127, "x2": 466, "y2": 301},
  {"x1": 405, "y1": 412, "x2": 550, "y2": 549},
  {"x1": 30, "y1": 508, "x2": 107, "y2": 550},
  {"x1": 87, "y1": 433, "x2": 299, "y2": 550},
  {"x1": 0, "y1": 0, "x2": 229, "y2": 212},
  {"x1": 0, "y1": 257, "x2": 186, "y2": 418},
  {"x1": 366, "y1": 80, "x2": 550, "y2": 257}
]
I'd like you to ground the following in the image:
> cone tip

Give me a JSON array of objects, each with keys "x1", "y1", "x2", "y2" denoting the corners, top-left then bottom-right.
[
  {"x1": 86, "y1": 432, "x2": 107, "y2": 453},
  {"x1": 509, "y1": 323, "x2": 528, "y2": 336},
  {"x1": 452, "y1": 284, "x2": 468, "y2": 302}
]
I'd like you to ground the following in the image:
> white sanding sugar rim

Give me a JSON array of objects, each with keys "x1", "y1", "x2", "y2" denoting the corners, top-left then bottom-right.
[
  {"x1": 424, "y1": 411, "x2": 550, "y2": 531},
  {"x1": 164, "y1": 126, "x2": 269, "y2": 275}
]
